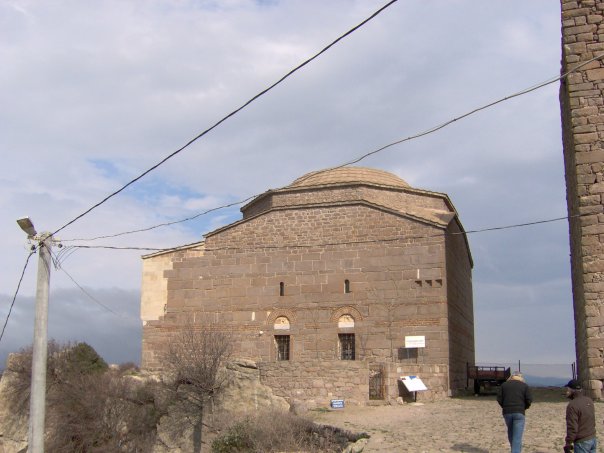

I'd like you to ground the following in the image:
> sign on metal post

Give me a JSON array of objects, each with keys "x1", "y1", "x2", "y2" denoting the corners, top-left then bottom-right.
[
  {"x1": 400, "y1": 375, "x2": 428, "y2": 392},
  {"x1": 400, "y1": 375, "x2": 428, "y2": 403}
]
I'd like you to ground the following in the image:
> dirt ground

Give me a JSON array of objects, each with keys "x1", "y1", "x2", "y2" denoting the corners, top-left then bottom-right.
[{"x1": 312, "y1": 388, "x2": 604, "y2": 453}]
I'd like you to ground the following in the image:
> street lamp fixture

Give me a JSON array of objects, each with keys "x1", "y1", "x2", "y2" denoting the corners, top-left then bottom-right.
[{"x1": 17, "y1": 217, "x2": 38, "y2": 238}]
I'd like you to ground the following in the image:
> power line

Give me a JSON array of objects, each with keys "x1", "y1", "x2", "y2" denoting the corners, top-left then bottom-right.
[
  {"x1": 292, "y1": 52, "x2": 604, "y2": 182},
  {"x1": 49, "y1": 249, "x2": 127, "y2": 318},
  {"x1": 51, "y1": 0, "x2": 400, "y2": 238},
  {"x1": 64, "y1": 195, "x2": 257, "y2": 242},
  {"x1": 463, "y1": 215, "x2": 570, "y2": 234},
  {"x1": 0, "y1": 250, "x2": 36, "y2": 345},
  {"x1": 71, "y1": 245, "x2": 168, "y2": 251},
  {"x1": 58, "y1": 268, "x2": 123, "y2": 317},
  {"x1": 61, "y1": 52, "x2": 604, "y2": 245},
  {"x1": 68, "y1": 211, "x2": 579, "y2": 255},
  {"x1": 0, "y1": 207, "x2": 574, "y2": 346}
]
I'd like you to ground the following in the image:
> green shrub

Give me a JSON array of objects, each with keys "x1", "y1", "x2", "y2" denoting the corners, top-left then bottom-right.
[
  {"x1": 65, "y1": 342, "x2": 108, "y2": 374},
  {"x1": 211, "y1": 420, "x2": 254, "y2": 452}
]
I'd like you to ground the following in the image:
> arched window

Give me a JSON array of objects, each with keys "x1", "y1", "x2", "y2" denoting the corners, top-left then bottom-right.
[
  {"x1": 274, "y1": 316, "x2": 291, "y2": 361},
  {"x1": 337, "y1": 314, "x2": 355, "y2": 360},
  {"x1": 274, "y1": 316, "x2": 290, "y2": 330},
  {"x1": 338, "y1": 314, "x2": 354, "y2": 329},
  {"x1": 279, "y1": 282, "x2": 285, "y2": 296},
  {"x1": 344, "y1": 279, "x2": 351, "y2": 293}
]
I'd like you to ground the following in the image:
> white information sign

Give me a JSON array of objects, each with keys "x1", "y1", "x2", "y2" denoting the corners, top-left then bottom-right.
[
  {"x1": 400, "y1": 375, "x2": 428, "y2": 392},
  {"x1": 405, "y1": 335, "x2": 426, "y2": 348}
]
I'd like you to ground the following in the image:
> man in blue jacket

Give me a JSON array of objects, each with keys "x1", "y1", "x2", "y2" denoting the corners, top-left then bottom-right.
[{"x1": 497, "y1": 372, "x2": 533, "y2": 453}]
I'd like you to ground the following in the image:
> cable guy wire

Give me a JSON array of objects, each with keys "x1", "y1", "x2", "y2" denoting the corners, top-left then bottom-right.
[
  {"x1": 51, "y1": 0, "x2": 400, "y2": 238},
  {"x1": 0, "y1": 250, "x2": 36, "y2": 345},
  {"x1": 50, "y1": 249, "x2": 125, "y2": 317}
]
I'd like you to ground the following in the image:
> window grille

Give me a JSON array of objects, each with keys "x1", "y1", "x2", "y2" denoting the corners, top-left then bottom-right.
[
  {"x1": 339, "y1": 333, "x2": 355, "y2": 360},
  {"x1": 275, "y1": 335, "x2": 290, "y2": 361},
  {"x1": 398, "y1": 347, "x2": 419, "y2": 361}
]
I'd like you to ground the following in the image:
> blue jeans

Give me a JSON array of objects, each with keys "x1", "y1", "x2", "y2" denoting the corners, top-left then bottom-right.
[
  {"x1": 503, "y1": 413, "x2": 525, "y2": 453},
  {"x1": 574, "y1": 437, "x2": 597, "y2": 453}
]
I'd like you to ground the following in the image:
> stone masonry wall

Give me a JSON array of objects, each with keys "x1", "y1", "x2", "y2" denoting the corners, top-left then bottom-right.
[
  {"x1": 258, "y1": 360, "x2": 369, "y2": 407},
  {"x1": 257, "y1": 360, "x2": 449, "y2": 406},
  {"x1": 241, "y1": 185, "x2": 450, "y2": 221},
  {"x1": 560, "y1": 0, "x2": 604, "y2": 398},
  {"x1": 141, "y1": 245, "x2": 205, "y2": 324},
  {"x1": 142, "y1": 204, "x2": 454, "y2": 372},
  {"x1": 384, "y1": 362, "x2": 449, "y2": 402},
  {"x1": 445, "y1": 221, "x2": 475, "y2": 393}
]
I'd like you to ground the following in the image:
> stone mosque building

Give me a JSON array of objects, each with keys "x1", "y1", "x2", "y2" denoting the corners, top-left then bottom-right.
[{"x1": 140, "y1": 167, "x2": 474, "y2": 404}]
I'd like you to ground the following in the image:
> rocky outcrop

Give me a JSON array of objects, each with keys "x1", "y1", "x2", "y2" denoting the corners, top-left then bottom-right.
[
  {"x1": 0, "y1": 355, "x2": 28, "y2": 453},
  {"x1": 153, "y1": 359, "x2": 290, "y2": 452},
  {"x1": 216, "y1": 359, "x2": 290, "y2": 413}
]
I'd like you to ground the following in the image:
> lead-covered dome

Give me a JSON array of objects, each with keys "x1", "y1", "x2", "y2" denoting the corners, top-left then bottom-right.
[{"x1": 288, "y1": 167, "x2": 410, "y2": 189}]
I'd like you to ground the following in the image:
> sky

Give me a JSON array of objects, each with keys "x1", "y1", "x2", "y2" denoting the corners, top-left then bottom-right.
[{"x1": 0, "y1": 0, "x2": 572, "y2": 371}]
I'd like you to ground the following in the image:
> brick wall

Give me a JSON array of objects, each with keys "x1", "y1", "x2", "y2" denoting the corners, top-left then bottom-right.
[{"x1": 560, "y1": 0, "x2": 604, "y2": 398}]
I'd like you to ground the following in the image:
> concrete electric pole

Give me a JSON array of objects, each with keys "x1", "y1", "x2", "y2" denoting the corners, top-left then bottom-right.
[{"x1": 16, "y1": 217, "x2": 57, "y2": 453}]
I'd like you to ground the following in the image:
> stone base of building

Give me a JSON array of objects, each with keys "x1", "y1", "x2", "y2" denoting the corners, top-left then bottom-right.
[{"x1": 257, "y1": 359, "x2": 451, "y2": 407}]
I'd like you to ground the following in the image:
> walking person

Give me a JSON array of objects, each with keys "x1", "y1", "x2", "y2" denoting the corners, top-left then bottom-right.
[
  {"x1": 564, "y1": 379, "x2": 597, "y2": 453},
  {"x1": 497, "y1": 371, "x2": 532, "y2": 453}
]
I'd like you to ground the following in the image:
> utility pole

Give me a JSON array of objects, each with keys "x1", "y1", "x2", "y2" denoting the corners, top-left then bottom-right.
[{"x1": 17, "y1": 217, "x2": 56, "y2": 453}]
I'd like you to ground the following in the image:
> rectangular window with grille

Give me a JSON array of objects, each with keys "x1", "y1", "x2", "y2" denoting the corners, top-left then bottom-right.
[
  {"x1": 275, "y1": 335, "x2": 290, "y2": 361},
  {"x1": 398, "y1": 347, "x2": 419, "y2": 361},
  {"x1": 339, "y1": 333, "x2": 355, "y2": 360}
]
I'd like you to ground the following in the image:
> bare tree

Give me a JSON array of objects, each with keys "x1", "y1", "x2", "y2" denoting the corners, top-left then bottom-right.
[{"x1": 161, "y1": 320, "x2": 232, "y2": 453}]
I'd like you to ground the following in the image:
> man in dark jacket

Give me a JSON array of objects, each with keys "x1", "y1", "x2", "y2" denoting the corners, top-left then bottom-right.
[
  {"x1": 497, "y1": 372, "x2": 532, "y2": 453},
  {"x1": 564, "y1": 379, "x2": 596, "y2": 453}
]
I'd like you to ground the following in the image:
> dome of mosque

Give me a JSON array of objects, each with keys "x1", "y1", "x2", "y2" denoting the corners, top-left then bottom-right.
[{"x1": 288, "y1": 167, "x2": 410, "y2": 189}]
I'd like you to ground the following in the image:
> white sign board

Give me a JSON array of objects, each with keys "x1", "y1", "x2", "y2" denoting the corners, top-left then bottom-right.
[
  {"x1": 400, "y1": 375, "x2": 428, "y2": 392},
  {"x1": 405, "y1": 335, "x2": 426, "y2": 348},
  {"x1": 330, "y1": 399, "x2": 345, "y2": 409}
]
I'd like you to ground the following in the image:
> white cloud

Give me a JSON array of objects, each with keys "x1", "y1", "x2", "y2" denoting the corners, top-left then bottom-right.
[{"x1": 0, "y1": 0, "x2": 573, "y2": 366}]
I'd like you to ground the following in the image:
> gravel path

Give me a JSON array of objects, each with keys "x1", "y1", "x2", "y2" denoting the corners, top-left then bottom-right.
[{"x1": 313, "y1": 389, "x2": 604, "y2": 452}]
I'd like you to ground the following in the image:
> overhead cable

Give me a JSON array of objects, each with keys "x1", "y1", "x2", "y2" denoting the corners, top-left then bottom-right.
[
  {"x1": 0, "y1": 250, "x2": 36, "y2": 345},
  {"x1": 50, "y1": 249, "x2": 127, "y2": 317},
  {"x1": 65, "y1": 195, "x2": 257, "y2": 242},
  {"x1": 62, "y1": 52, "x2": 604, "y2": 244},
  {"x1": 68, "y1": 211, "x2": 580, "y2": 254},
  {"x1": 292, "y1": 52, "x2": 604, "y2": 183},
  {"x1": 51, "y1": 0, "x2": 400, "y2": 238}
]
